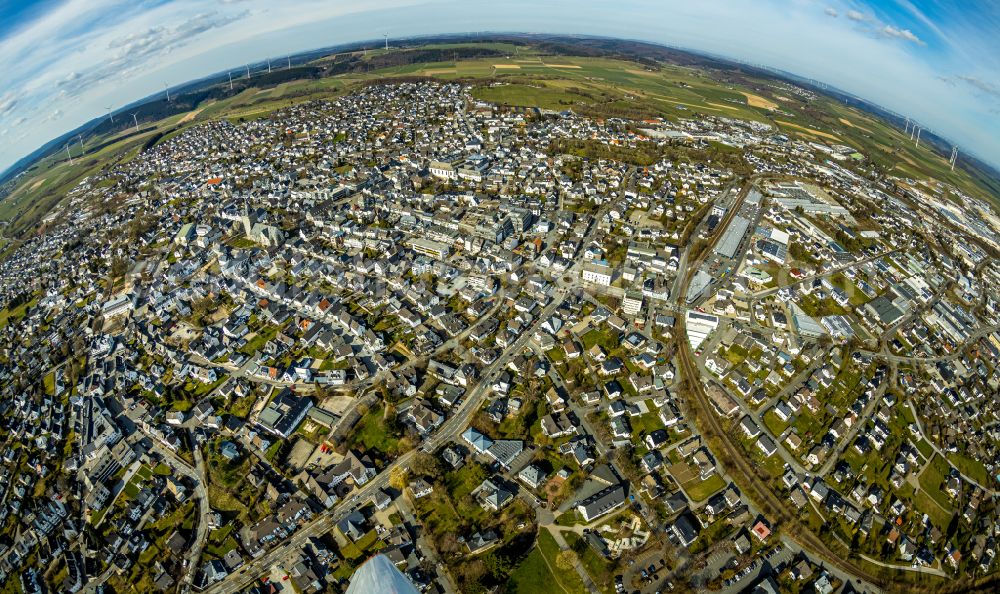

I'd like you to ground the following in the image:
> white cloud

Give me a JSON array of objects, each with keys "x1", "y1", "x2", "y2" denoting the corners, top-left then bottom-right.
[
  {"x1": 846, "y1": 10, "x2": 866, "y2": 22},
  {"x1": 824, "y1": 7, "x2": 838, "y2": 18},
  {"x1": 882, "y1": 25, "x2": 924, "y2": 45},
  {"x1": 892, "y1": 0, "x2": 951, "y2": 46},
  {"x1": 0, "y1": 93, "x2": 18, "y2": 115},
  {"x1": 956, "y1": 75, "x2": 1000, "y2": 101}
]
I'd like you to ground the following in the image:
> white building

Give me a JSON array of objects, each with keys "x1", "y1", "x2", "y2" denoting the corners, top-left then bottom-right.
[
  {"x1": 582, "y1": 261, "x2": 613, "y2": 286},
  {"x1": 686, "y1": 311, "x2": 719, "y2": 350},
  {"x1": 622, "y1": 292, "x2": 644, "y2": 317},
  {"x1": 428, "y1": 160, "x2": 457, "y2": 180}
]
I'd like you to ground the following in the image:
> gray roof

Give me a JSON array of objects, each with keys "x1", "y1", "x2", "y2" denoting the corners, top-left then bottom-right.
[
  {"x1": 714, "y1": 215, "x2": 751, "y2": 259},
  {"x1": 486, "y1": 439, "x2": 523, "y2": 468},
  {"x1": 577, "y1": 483, "x2": 627, "y2": 520}
]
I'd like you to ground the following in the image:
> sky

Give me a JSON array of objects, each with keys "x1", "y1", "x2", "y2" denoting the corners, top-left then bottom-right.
[{"x1": 0, "y1": 0, "x2": 998, "y2": 174}]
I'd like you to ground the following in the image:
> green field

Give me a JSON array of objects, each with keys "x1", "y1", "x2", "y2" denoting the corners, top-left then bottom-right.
[
  {"x1": 347, "y1": 404, "x2": 403, "y2": 457},
  {"x1": 508, "y1": 530, "x2": 586, "y2": 594},
  {"x1": 947, "y1": 452, "x2": 993, "y2": 486},
  {"x1": 565, "y1": 531, "x2": 616, "y2": 594},
  {"x1": 683, "y1": 472, "x2": 726, "y2": 502},
  {"x1": 919, "y1": 454, "x2": 956, "y2": 511}
]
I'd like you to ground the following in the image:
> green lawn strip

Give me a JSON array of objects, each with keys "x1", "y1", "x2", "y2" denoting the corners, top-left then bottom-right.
[
  {"x1": 509, "y1": 529, "x2": 586, "y2": 594},
  {"x1": 947, "y1": 452, "x2": 992, "y2": 486},
  {"x1": 565, "y1": 532, "x2": 616, "y2": 594},
  {"x1": 919, "y1": 454, "x2": 956, "y2": 511},
  {"x1": 911, "y1": 488, "x2": 953, "y2": 529},
  {"x1": 914, "y1": 438, "x2": 933, "y2": 460},
  {"x1": 347, "y1": 405, "x2": 402, "y2": 456},
  {"x1": 89, "y1": 506, "x2": 109, "y2": 526},
  {"x1": 682, "y1": 473, "x2": 726, "y2": 502}
]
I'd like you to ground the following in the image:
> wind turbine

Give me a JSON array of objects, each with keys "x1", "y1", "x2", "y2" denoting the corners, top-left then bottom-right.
[
  {"x1": 76, "y1": 134, "x2": 84, "y2": 153},
  {"x1": 228, "y1": 71, "x2": 233, "y2": 90},
  {"x1": 65, "y1": 143, "x2": 74, "y2": 165},
  {"x1": 164, "y1": 83, "x2": 171, "y2": 102},
  {"x1": 105, "y1": 107, "x2": 115, "y2": 124},
  {"x1": 131, "y1": 113, "x2": 140, "y2": 132},
  {"x1": 267, "y1": 58, "x2": 271, "y2": 74},
  {"x1": 287, "y1": 56, "x2": 291, "y2": 70},
  {"x1": 384, "y1": 33, "x2": 388, "y2": 51},
  {"x1": 246, "y1": 64, "x2": 251, "y2": 79}
]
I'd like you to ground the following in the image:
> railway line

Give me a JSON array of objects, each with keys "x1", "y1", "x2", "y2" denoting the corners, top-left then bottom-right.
[{"x1": 673, "y1": 178, "x2": 889, "y2": 590}]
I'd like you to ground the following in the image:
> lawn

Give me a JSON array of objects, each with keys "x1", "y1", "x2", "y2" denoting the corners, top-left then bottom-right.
[
  {"x1": 565, "y1": 532, "x2": 616, "y2": 594},
  {"x1": 546, "y1": 346, "x2": 566, "y2": 363},
  {"x1": 628, "y1": 410, "x2": 665, "y2": 438},
  {"x1": 472, "y1": 82, "x2": 602, "y2": 112},
  {"x1": 264, "y1": 440, "x2": 283, "y2": 462},
  {"x1": 947, "y1": 452, "x2": 992, "y2": 486},
  {"x1": 914, "y1": 438, "x2": 933, "y2": 459},
  {"x1": 205, "y1": 525, "x2": 239, "y2": 557},
  {"x1": 554, "y1": 510, "x2": 585, "y2": 527},
  {"x1": 911, "y1": 487, "x2": 954, "y2": 529},
  {"x1": 689, "y1": 517, "x2": 736, "y2": 555},
  {"x1": 413, "y1": 462, "x2": 493, "y2": 540},
  {"x1": 347, "y1": 405, "x2": 402, "y2": 457},
  {"x1": 683, "y1": 473, "x2": 726, "y2": 502},
  {"x1": 339, "y1": 528, "x2": 383, "y2": 561},
  {"x1": 757, "y1": 450, "x2": 787, "y2": 478},
  {"x1": 123, "y1": 479, "x2": 142, "y2": 499},
  {"x1": 89, "y1": 506, "x2": 109, "y2": 526},
  {"x1": 580, "y1": 328, "x2": 620, "y2": 352},
  {"x1": 762, "y1": 410, "x2": 789, "y2": 437},
  {"x1": 919, "y1": 454, "x2": 955, "y2": 511},
  {"x1": 0, "y1": 297, "x2": 37, "y2": 329},
  {"x1": 508, "y1": 529, "x2": 586, "y2": 594},
  {"x1": 240, "y1": 324, "x2": 279, "y2": 355},
  {"x1": 207, "y1": 442, "x2": 253, "y2": 489}
]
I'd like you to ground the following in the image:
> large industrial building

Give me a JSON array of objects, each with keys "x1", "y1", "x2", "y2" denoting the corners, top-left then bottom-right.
[
  {"x1": 714, "y1": 215, "x2": 751, "y2": 259},
  {"x1": 767, "y1": 181, "x2": 849, "y2": 216},
  {"x1": 686, "y1": 311, "x2": 720, "y2": 350}
]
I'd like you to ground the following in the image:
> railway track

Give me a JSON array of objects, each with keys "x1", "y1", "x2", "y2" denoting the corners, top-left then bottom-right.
[{"x1": 672, "y1": 177, "x2": 889, "y2": 590}]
